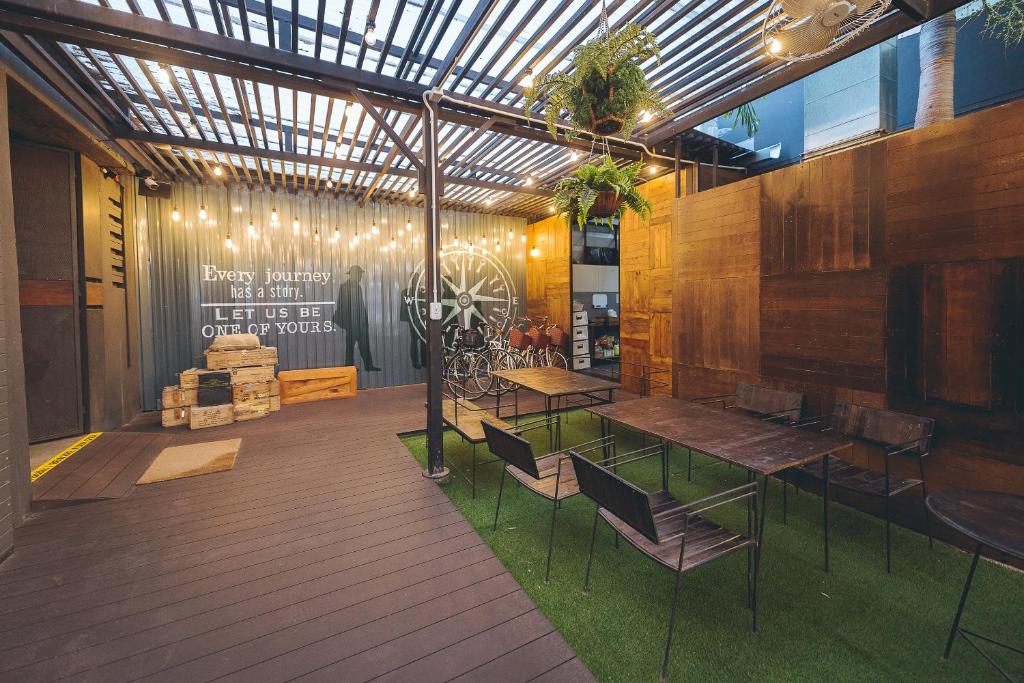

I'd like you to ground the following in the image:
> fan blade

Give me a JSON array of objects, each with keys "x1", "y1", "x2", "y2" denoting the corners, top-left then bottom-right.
[
  {"x1": 775, "y1": 18, "x2": 839, "y2": 55},
  {"x1": 782, "y1": 0, "x2": 825, "y2": 19}
]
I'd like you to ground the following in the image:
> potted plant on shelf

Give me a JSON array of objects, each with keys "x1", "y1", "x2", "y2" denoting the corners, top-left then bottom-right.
[
  {"x1": 524, "y1": 23, "x2": 664, "y2": 140},
  {"x1": 553, "y1": 154, "x2": 651, "y2": 230}
]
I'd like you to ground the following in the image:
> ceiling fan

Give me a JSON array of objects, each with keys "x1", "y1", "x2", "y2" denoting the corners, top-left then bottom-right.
[{"x1": 762, "y1": 0, "x2": 892, "y2": 62}]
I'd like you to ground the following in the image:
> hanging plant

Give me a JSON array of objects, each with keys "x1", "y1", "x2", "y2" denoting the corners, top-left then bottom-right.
[
  {"x1": 524, "y1": 23, "x2": 665, "y2": 140},
  {"x1": 553, "y1": 155, "x2": 652, "y2": 231}
]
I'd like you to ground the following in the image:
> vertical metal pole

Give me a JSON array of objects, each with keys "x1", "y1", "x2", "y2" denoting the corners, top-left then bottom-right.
[
  {"x1": 673, "y1": 136, "x2": 682, "y2": 199},
  {"x1": 422, "y1": 94, "x2": 447, "y2": 481},
  {"x1": 712, "y1": 142, "x2": 719, "y2": 189}
]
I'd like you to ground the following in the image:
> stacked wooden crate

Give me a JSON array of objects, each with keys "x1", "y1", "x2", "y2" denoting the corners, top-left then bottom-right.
[{"x1": 161, "y1": 339, "x2": 280, "y2": 429}]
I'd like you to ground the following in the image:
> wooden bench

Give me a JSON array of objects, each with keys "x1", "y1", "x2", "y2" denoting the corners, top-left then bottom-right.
[{"x1": 441, "y1": 397, "x2": 513, "y2": 497}]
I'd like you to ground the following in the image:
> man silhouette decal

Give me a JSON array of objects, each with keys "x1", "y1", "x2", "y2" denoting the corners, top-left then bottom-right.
[{"x1": 333, "y1": 265, "x2": 381, "y2": 371}]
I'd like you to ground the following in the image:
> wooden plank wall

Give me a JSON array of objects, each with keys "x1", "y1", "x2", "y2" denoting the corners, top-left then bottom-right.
[
  {"x1": 672, "y1": 97, "x2": 1024, "y2": 494},
  {"x1": 525, "y1": 215, "x2": 570, "y2": 332},
  {"x1": 619, "y1": 174, "x2": 677, "y2": 394}
]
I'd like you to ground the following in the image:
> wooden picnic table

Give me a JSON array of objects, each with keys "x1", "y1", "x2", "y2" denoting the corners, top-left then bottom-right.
[
  {"x1": 587, "y1": 396, "x2": 851, "y2": 572},
  {"x1": 492, "y1": 367, "x2": 619, "y2": 450}
]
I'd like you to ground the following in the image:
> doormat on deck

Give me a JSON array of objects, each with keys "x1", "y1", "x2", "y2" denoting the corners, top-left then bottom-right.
[{"x1": 136, "y1": 438, "x2": 241, "y2": 484}]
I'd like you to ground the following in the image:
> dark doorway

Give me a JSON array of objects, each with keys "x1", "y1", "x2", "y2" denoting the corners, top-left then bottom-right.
[{"x1": 12, "y1": 140, "x2": 85, "y2": 442}]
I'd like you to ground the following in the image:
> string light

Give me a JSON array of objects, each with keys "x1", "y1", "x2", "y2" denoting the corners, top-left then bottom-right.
[
  {"x1": 364, "y1": 20, "x2": 376, "y2": 46},
  {"x1": 495, "y1": 240, "x2": 502, "y2": 252},
  {"x1": 481, "y1": 235, "x2": 488, "y2": 245},
  {"x1": 326, "y1": 179, "x2": 334, "y2": 190},
  {"x1": 292, "y1": 217, "x2": 300, "y2": 235},
  {"x1": 520, "y1": 232, "x2": 527, "y2": 243},
  {"x1": 408, "y1": 188, "x2": 416, "y2": 198},
  {"x1": 648, "y1": 164, "x2": 658, "y2": 176},
  {"x1": 247, "y1": 220, "x2": 256, "y2": 237},
  {"x1": 640, "y1": 109, "x2": 653, "y2": 123},
  {"x1": 406, "y1": 220, "x2": 413, "y2": 232},
  {"x1": 352, "y1": 231, "x2": 360, "y2": 245},
  {"x1": 171, "y1": 207, "x2": 181, "y2": 222},
  {"x1": 333, "y1": 227, "x2": 341, "y2": 242},
  {"x1": 270, "y1": 208, "x2": 279, "y2": 224},
  {"x1": 314, "y1": 230, "x2": 321, "y2": 243},
  {"x1": 389, "y1": 236, "x2": 397, "y2": 249},
  {"x1": 213, "y1": 166, "x2": 223, "y2": 177},
  {"x1": 769, "y1": 37, "x2": 783, "y2": 55},
  {"x1": 224, "y1": 234, "x2": 233, "y2": 249},
  {"x1": 521, "y1": 69, "x2": 534, "y2": 88},
  {"x1": 370, "y1": 222, "x2": 379, "y2": 236},
  {"x1": 508, "y1": 229, "x2": 514, "y2": 239},
  {"x1": 549, "y1": 205, "x2": 556, "y2": 213},
  {"x1": 529, "y1": 246, "x2": 541, "y2": 258},
  {"x1": 524, "y1": 177, "x2": 534, "y2": 187},
  {"x1": 453, "y1": 234, "x2": 460, "y2": 247},
  {"x1": 198, "y1": 205, "x2": 208, "y2": 221},
  {"x1": 157, "y1": 65, "x2": 172, "y2": 86}
]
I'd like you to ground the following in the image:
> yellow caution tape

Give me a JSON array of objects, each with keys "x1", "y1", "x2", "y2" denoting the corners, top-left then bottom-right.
[{"x1": 30, "y1": 432, "x2": 103, "y2": 482}]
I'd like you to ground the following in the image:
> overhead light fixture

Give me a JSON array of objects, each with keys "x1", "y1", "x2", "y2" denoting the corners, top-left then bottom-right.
[
  {"x1": 529, "y1": 246, "x2": 541, "y2": 258},
  {"x1": 640, "y1": 109, "x2": 654, "y2": 123},
  {"x1": 213, "y1": 166, "x2": 223, "y2": 177},
  {"x1": 521, "y1": 69, "x2": 534, "y2": 88},
  {"x1": 326, "y1": 179, "x2": 334, "y2": 190},
  {"x1": 364, "y1": 20, "x2": 376, "y2": 46},
  {"x1": 270, "y1": 208, "x2": 279, "y2": 224},
  {"x1": 247, "y1": 220, "x2": 256, "y2": 236},
  {"x1": 171, "y1": 207, "x2": 181, "y2": 222},
  {"x1": 224, "y1": 234, "x2": 233, "y2": 249},
  {"x1": 508, "y1": 229, "x2": 514, "y2": 239},
  {"x1": 520, "y1": 232, "x2": 527, "y2": 243},
  {"x1": 370, "y1": 222, "x2": 379, "y2": 236},
  {"x1": 406, "y1": 220, "x2": 413, "y2": 232},
  {"x1": 333, "y1": 227, "x2": 341, "y2": 242},
  {"x1": 198, "y1": 205, "x2": 208, "y2": 221},
  {"x1": 768, "y1": 37, "x2": 783, "y2": 55},
  {"x1": 292, "y1": 217, "x2": 300, "y2": 235}
]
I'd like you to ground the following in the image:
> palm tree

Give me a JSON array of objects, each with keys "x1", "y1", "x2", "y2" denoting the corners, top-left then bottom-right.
[{"x1": 915, "y1": 12, "x2": 957, "y2": 128}]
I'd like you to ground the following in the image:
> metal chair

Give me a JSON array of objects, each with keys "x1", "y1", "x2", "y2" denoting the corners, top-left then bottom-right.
[
  {"x1": 790, "y1": 401, "x2": 934, "y2": 573},
  {"x1": 571, "y1": 450, "x2": 759, "y2": 682},
  {"x1": 483, "y1": 417, "x2": 612, "y2": 582}
]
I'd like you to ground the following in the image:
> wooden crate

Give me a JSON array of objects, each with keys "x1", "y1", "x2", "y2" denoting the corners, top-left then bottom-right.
[
  {"x1": 230, "y1": 366, "x2": 276, "y2": 385},
  {"x1": 232, "y1": 381, "x2": 273, "y2": 403},
  {"x1": 270, "y1": 395, "x2": 281, "y2": 412},
  {"x1": 161, "y1": 385, "x2": 197, "y2": 409},
  {"x1": 161, "y1": 406, "x2": 190, "y2": 427},
  {"x1": 180, "y1": 368, "x2": 227, "y2": 390},
  {"x1": 189, "y1": 404, "x2": 234, "y2": 430},
  {"x1": 205, "y1": 347, "x2": 278, "y2": 370},
  {"x1": 278, "y1": 367, "x2": 357, "y2": 405},
  {"x1": 234, "y1": 398, "x2": 271, "y2": 422}
]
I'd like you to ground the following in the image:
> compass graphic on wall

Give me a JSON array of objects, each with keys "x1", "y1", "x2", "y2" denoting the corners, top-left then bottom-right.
[{"x1": 404, "y1": 246, "x2": 518, "y2": 343}]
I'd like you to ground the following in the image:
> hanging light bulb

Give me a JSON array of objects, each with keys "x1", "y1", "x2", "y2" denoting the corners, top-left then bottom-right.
[
  {"x1": 524, "y1": 176, "x2": 534, "y2": 187},
  {"x1": 521, "y1": 69, "x2": 534, "y2": 88},
  {"x1": 495, "y1": 240, "x2": 502, "y2": 253},
  {"x1": 213, "y1": 166, "x2": 223, "y2": 177},
  {"x1": 520, "y1": 232, "x2": 527, "y2": 243},
  {"x1": 508, "y1": 229, "x2": 514, "y2": 239},
  {"x1": 640, "y1": 109, "x2": 654, "y2": 124},
  {"x1": 292, "y1": 217, "x2": 300, "y2": 235},
  {"x1": 314, "y1": 230, "x2": 321, "y2": 243},
  {"x1": 247, "y1": 220, "x2": 256, "y2": 236},
  {"x1": 326, "y1": 179, "x2": 334, "y2": 190},
  {"x1": 364, "y1": 20, "x2": 376, "y2": 46},
  {"x1": 648, "y1": 164, "x2": 658, "y2": 176},
  {"x1": 333, "y1": 227, "x2": 341, "y2": 242},
  {"x1": 530, "y1": 246, "x2": 541, "y2": 258},
  {"x1": 481, "y1": 235, "x2": 488, "y2": 245},
  {"x1": 157, "y1": 65, "x2": 172, "y2": 86},
  {"x1": 348, "y1": 239, "x2": 356, "y2": 250},
  {"x1": 406, "y1": 220, "x2": 413, "y2": 232},
  {"x1": 453, "y1": 234, "x2": 460, "y2": 247},
  {"x1": 768, "y1": 37, "x2": 783, "y2": 55},
  {"x1": 198, "y1": 205, "x2": 208, "y2": 221},
  {"x1": 352, "y1": 231, "x2": 360, "y2": 245},
  {"x1": 389, "y1": 236, "x2": 397, "y2": 250},
  {"x1": 549, "y1": 205, "x2": 556, "y2": 213},
  {"x1": 171, "y1": 207, "x2": 181, "y2": 222},
  {"x1": 408, "y1": 187, "x2": 416, "y2": 198},
  {"x1": 370, "y1": 222, "x2": 379, "y2": 236},
  {"x1": 270, "y1": 208, "x2": 279, "y2": 224},
  {"x1": 225, "y1": 234, "x2": 233, "y2": 249},
  {"x1": 468, "y1": 241, "x2": 474, "y2": 253}
]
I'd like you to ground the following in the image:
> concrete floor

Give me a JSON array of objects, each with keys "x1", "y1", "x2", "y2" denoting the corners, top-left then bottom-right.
[{"x1": 28, "y1": 435, "x2": 84, "y2": 470}]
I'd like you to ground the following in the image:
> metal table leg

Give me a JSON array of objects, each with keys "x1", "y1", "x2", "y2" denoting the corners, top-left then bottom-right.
[
  {"x1": 823, "y1": 454, "x2": 830, "y2": 573},
  {"x1": 945, "y1": 543, "x2": 982, "y2": 658}
]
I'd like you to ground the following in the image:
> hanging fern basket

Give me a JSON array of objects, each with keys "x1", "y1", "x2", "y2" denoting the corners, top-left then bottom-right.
[{"x1": 590, "y1": 190, "x2": 624, "y2": 218}]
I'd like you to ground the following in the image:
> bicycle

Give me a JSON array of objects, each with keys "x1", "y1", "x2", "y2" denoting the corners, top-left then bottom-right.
[{"x1": 442, "y1": 323, "x2": 492, "y2": 400}]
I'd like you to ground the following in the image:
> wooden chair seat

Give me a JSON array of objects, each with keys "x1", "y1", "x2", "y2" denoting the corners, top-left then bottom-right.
[
  {"x1": 599, "y1": 492, "x2": 754, "y2": 572},
  {"x1": 442, "y1": 398, "x2": 512, "y2": 443},
  {"x1": 798, "y1": 457, "x2": 922, "y2": 497},
  {"x1": 506, "y1": 455, "x2": 579, "y2": 500}
]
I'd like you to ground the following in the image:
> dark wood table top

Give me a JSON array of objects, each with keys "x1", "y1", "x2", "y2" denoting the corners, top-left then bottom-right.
[
  {"x1": 927, "y1": 489, "x2": 1024, "y2": 560},
  {"x1": 491, "y1": 367, "x2": 620, "y2": 398},
  {"x1": 587, "y1": 396, "x2": 851, "y2": 475}
]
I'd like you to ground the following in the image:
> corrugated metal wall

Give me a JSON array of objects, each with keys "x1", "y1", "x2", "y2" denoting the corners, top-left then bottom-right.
[{"x1": 135, "y1": 183, "x2": 527, "y2": 410}]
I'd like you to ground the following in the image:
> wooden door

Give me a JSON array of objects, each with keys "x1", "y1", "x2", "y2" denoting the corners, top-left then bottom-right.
[{"x1": 12, "y1": 141, "x2": 84, "y2": 441}]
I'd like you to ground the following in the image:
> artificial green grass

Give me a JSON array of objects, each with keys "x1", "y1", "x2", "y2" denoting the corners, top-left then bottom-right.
[{"x1": 401, "y1": 410, "x2": 1023, "y2": 682}]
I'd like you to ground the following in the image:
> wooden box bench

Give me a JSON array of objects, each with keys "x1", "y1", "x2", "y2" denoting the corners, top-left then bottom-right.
[
  {"x1": 442, "y1": 397, "x2": 513, "y2": 497},
  {"x1": 278, "y1": 366, "x2": 357, "y2": 405}
]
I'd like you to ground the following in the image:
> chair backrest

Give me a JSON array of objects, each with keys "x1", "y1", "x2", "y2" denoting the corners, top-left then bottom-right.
[
  {"x1": 570, "y1": 453, "x2": 659, "y2": 544},
  {"x1": 482, "y1": 421, "x2": 540, "y2": 479},
  {"x1": 735, "y1": 383, "x2": 803, "y2": 422},
  {"x1": 832, "y1": 401, "x2": 934, "y2": 453}
]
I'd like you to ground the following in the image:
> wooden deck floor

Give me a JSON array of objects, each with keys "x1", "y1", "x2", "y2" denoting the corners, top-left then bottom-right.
[{"x1": 0, "y1": 384, "x2": 594, "y2": 683}]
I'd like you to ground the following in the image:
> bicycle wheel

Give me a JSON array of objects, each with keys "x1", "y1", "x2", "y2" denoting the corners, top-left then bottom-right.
[
  {"x1": 547, "y1": 350, "x2": 568, "y2": 370},
  {"x1": 488, "y1": 349, "x2": 523, "y2": 395},
  {"x1": 448, "y1": 350, "x2": 491, "y2": 400}
]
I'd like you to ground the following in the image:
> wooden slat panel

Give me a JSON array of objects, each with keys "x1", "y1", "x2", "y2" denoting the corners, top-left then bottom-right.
[{"x1": 18, "y1": 279, "x2": 73, "y2": 306}]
